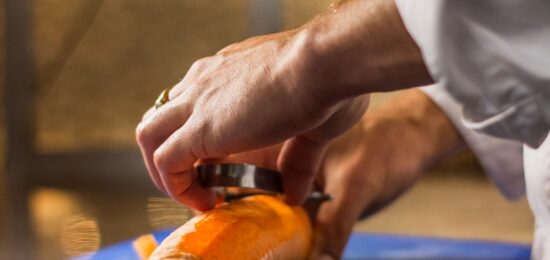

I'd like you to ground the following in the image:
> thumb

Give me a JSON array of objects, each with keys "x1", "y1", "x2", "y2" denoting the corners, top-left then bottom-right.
[
  {"x1": 277, "y1": 136, "x2": 328, "y2": 205},
  {"x1": 311, "y1": 167, "x2": 372, "y2": 259}
]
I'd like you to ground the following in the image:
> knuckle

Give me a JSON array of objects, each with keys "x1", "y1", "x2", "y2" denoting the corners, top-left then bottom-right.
[
  {"x1": 190, "y1": 57, "x2": 210, "y2": 72},
  {"x1": 135, "y1": 121, "x2": 160, "y2": 150},
  {"x1": 189, "y1": 124, "x2": 212, "y2": 159},
  {"x1": 187, "y1": 62, "x2": 202, "y2": 76},
  {"x1": 153, "y1": 148, "x2": 170, "y2": 173},
  {"x1": 135, "y1": 122, "x2": 150, "y2": 145}
]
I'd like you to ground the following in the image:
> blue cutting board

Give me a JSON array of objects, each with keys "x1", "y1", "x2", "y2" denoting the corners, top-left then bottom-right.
[{"x1": 73, "y1": 230, "x2": 531, "y2": 260}]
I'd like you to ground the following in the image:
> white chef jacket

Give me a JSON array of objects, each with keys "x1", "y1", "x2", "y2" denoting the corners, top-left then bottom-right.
[
  {"x1": 394, "y1": 0, "x2": 550, "y2": 258},
  {"x1": 395, "y1": 0, "x2": 550, "y2": 148},
  {"x1": 422, "y1": 85, "x2": 549, "y2": 259}
]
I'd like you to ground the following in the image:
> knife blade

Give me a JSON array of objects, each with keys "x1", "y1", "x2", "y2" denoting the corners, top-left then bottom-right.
[{"x1": 197, "y1": 163, "x2": 331, "y2": 204}]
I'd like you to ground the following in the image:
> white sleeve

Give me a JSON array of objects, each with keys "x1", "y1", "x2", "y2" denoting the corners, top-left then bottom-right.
[
  {"x1": 420, "y1": 85, "x2": 525, "y2": 200},
  {"x1": 395, "y1": 0, "x2": 550, "y2": 148}
]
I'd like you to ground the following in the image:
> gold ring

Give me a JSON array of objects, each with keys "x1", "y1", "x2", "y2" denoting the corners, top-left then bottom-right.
[{"x1": 155, "y1": 89, "x2": 170, "y2": 109}]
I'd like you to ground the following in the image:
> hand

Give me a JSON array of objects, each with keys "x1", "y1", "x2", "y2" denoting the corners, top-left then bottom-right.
[
  {"x1": 136, "y1": 30, "x2": 369, "y2": 211},
  {"x1": 218, "y1": 89, "x2": 463, "y2": 258},
  {"x1": 311, "y1": 121, "x2": 419, "y2": 259},
  {"x1": 312, "y1": 89, "x2": 464, "y2": 258},
  {"x1": 136, "y1": 0, "x2": 434, "y2": 212},
  {"x1": 221, "y1": 120, "x2": 423, "y2": 259}
]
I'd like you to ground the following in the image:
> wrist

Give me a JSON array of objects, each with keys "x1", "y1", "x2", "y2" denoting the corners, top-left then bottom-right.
[
  {"x1": 278, "y1": 26, "x2": 345, "y2": 109},
  {"x1": 283, "y1": 0, "x2": 433, "y2": 107}
]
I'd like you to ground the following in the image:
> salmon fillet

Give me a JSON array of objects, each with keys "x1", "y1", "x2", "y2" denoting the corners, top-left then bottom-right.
[{"x1": 148, "y1": 195, "x2": 312, "y2": 260}]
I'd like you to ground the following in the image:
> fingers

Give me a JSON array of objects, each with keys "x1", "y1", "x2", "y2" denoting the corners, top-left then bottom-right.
[
  {"x1": 142, "y1": 86, "x2": 183, "y2": 122},
  {"x1": 277, "y1": 136, "x2": 329, "y2": 205},
  {"x1": 275, "y1": 97, "x2": 368, "y2": 206},
  {"x1": 311, "y1": 159, "x2": 373, "y2": 258},
  {"x1": 159, "y1": 169, "x2": 216, "y2": 212},
  {"x1": 152, "y1": 118, "x2": 223, "y2": 211},
  {"x1": 136, "y1": 97, "x2": 191, "y2": 192},
  {"x1": 138, "y1": 95, "x2": 218, "y2": 211},
  {"x1": 203, "y1": 144, "x2": 283, "y2": 170}
]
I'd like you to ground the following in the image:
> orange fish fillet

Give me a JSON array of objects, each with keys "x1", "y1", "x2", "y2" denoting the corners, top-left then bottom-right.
[{"x1": 148, "y1": 195, "x2": 312, "y2": 260}]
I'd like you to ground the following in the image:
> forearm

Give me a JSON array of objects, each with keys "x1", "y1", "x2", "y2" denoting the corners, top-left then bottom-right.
[
  {"x1": 339, "y1": 89, "x2": 464, "y2": 216},
  {"x1": 287, "y1": 0, "x2": 433, "y2": 106},
  {"x1": 368, "y1": 89, "x2": 465, "y2": 172},
  {"x1": 314, "y1": 89, "x2": 463, "y2": 255}
]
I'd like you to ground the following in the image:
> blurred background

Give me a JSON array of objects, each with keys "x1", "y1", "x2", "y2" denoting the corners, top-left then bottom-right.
[{"x1": 0, "y1": 0, "x2": 534, "y2": 259}]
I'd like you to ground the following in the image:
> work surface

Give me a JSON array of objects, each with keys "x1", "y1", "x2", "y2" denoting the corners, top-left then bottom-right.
[{"x1": 74, "y1": 230, "x2": 531, "y2": 260}]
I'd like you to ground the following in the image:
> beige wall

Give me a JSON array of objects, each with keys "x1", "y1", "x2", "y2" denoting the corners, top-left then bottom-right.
[
  {"x1": 2, "y1": 0, "x2": 394, "y2": 154},
  {"x1": 28, "y1": 1, "x2": 332, "y2": 153}
]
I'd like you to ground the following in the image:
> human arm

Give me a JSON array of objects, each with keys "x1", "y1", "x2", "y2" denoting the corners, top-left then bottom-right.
[
  {"x1": 314, "y1": 85, "x2": 526, "y2": 257},
  {"x1": 293, "y1": 0, "x2": 433, "y2": 104},
  {"x1": 313, "y1": 88, "x2": 464, "y2": 257},
  {"x1": 136, "y1": 0, "x2": 433, "y2": 211}
]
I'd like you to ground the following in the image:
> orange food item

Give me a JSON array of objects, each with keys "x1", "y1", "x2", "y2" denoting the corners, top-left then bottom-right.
[
  {"x1": 133, "y1": 234, "x2": 158, "y2": 259},
  {"x1": 149, "y1": 195, "x2": 312, "y2": 260}
]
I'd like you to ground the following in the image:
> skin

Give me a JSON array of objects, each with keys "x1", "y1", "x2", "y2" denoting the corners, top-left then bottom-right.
[
  {"x1": 136, "y1": 0, "x2": 433, "y2": 211},
  {"x1": 219, "y1": 89, "x2": 465, "y2": 258},
  {"x1": 134, "y1": 0, "x2": 467, "y2": 257},
  {"x1": 314, "y1": 89, "x2": 464, "y2": 258}
]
